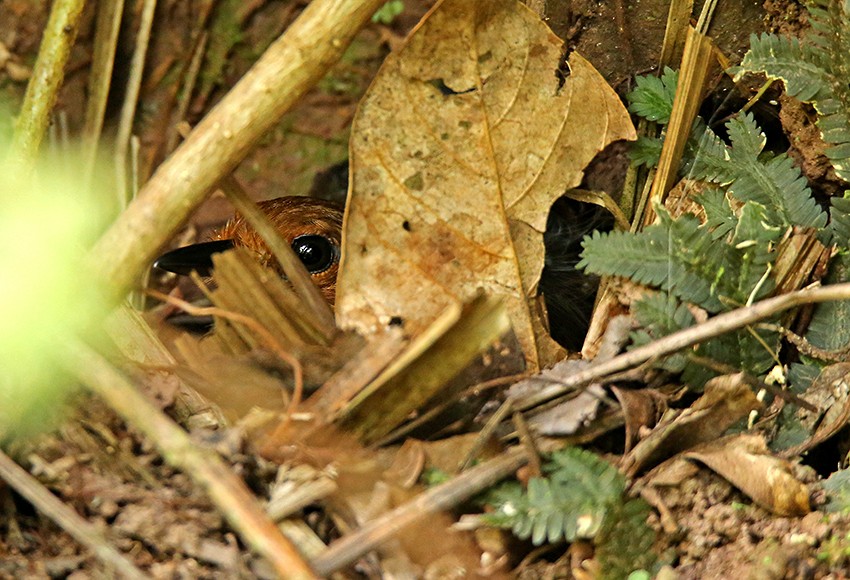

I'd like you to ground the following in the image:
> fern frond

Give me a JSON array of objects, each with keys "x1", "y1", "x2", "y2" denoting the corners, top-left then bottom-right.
[
  {"x1": 630, "y1": 293, "x2": 694, "y2": 372},
  {"x1": 691, "y1": 113, "x2": 827, "y2": 229},
  {"x1": 738, "y1": 4, "x2": 850, "y2": 182},
  {"x1": 806, "y1": 253, "x2": 850, "y2": 352},
  {"x1": 737, "y1": 33, "x2": 830, "y2": 102},
  {"x1": 596, "y1": 499, "x2": 656, "y2": 580},
  {"x1": 827, "y1": 195, "x2": 850, "y2": 248},
  {"x1": 721, "y1": 202, "x2": 779, "y2": 304},
  {"x1": 483, "y1": 448, "x2": 628, "y2": 546},
  {"x1": 630, "y1": 135, "x2": 664, "y2": 167},
  {"x1": 631, "y1": 293, "x2": 695, "y2": 337},
  {"x1": 696, "y1": 188, "x2": 737, "y2": 240},
  {"x1": 580, "y1": 208, "x2": 728, "y2": 312}
]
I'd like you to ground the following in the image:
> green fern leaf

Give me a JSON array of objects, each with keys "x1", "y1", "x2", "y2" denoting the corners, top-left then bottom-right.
[
  {"x1": 738, "y1": 4, "x2": 850, "y2": 182},
  {"x1": 596, "y1": 499, "x2": 656, "y2": 580},
  {"x1": 696, "y1": 189, "x2": 737, "y2": 240},
  {"x1": 827, "y1": 195, "x2": 850, "y2": 248},
  {"x1": 579, "y1": 208, "x2": 728, "y2": 311},
  {"x1": 807, "y1": 252, "x2": 850, "y2": 352},
  {"x1": 482, "y1": 448, "x2": 628, "y2": 546},
  {"x1": 630, "y1": 293, "x2": 694, "y2": 372},
  {"x1": 630, "y1": 135, "x2": 664, "y2": 167},
  {"x1": 721, "y1": 202, "x2": 779, "y2": 304},
  {"x1": 737, "y1": 33, "x2": 829, "y2": 102},
  {"x1": 691, "y1": 113, "x2": 827, "y2": 229}
]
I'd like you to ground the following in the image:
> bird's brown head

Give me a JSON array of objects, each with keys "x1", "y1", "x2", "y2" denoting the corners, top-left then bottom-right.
[
  {"x1": 154, "y1": 196, "x2": 344, "y2": 305},
  {"x1": 213, "y1": 197, "x2": 343, "y2": 304}
]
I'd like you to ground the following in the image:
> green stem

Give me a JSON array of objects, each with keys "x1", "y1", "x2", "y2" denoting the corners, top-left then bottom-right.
[{"x1": 10, "y1": 0, "x2": 86, "y2": 170}]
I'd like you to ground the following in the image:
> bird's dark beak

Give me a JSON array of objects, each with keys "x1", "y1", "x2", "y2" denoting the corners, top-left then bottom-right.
[{"x1": 153, "y1": 240, "x2": 235, "y2": 276}]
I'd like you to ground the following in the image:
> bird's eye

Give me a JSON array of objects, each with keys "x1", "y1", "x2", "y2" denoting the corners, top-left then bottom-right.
[{"x1": 291, "y1": 235, "x2": 338, "y2": 274}]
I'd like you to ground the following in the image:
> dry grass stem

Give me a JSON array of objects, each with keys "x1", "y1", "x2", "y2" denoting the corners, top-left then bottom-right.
[
  {"x1": 114, "y1": 0, "x2": 158, "y2": 207},
  {"x1": 81, "y1": 0, "x2": 125, "y2": 181}
]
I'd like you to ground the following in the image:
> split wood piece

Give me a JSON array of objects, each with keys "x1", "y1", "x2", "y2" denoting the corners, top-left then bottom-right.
[
  {"x1": 220, "y1": 176, "x2": 337, "y2": 340},
  {"x1": 642, "y1": 26, "x2": 713, "y2": 225},
  {"x1": 89, "y1": 0, "x2": 389, "y2": 303},
  {"x1": 210, "y1": 248, "x2": 333, "y2": 350},
  {"x1": 61, "y1": 338, "x2": 318, "y2": 578},
  {"x1": 338, "y1": 294, "x2": 512, "y2": 445},
  {"x1": 303, "y1": 328, "x2": 407, "y2": 418},
  {"x1": 658, "y1": 0, "x2": 693, "y2": 68}
]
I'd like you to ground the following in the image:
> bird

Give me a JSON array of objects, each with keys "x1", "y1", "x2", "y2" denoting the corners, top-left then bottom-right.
[
  {"x1": 154, "y1": 194, "x2": 606, "y2": 349},
  {"x1": 154, "y1": 196, "x2": 344, "y2": 304}
]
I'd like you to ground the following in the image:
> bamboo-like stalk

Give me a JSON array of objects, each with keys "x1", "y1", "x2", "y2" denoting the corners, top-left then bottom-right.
[
  {"x1": 89, "y1": 0, "x2": 388, "y2": 302},
  {"x1": 60, "y1": 339, "x2": 318, "y2": 579},
  {"x1": 114, "y1": 0, "x2": 158, "y2": 207},
  {"x1": 9, "y1": 0, "x2": 85, "y2": 170},
  {"x1": 81, "y1": 0, "x2": 126, "y2": 182},
  {"x1": 643, "y1": 26, "x2": 713, "y2": 224}
]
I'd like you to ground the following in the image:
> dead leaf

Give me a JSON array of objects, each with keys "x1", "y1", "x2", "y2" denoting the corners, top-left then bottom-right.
[
  {"x1": 508, "y1": 358, "x2": 606, "y2": 435},
  {"x1": 621, "y1": 374, "x2": 761, "y2": 476},
  {"x1": 780, "y1": 362, "x2": 850, "y2": 458},
  {"x1": 611, "y1": 386, "x2": 668, "y2": 453},
  {"x1": 337, "y1": 0, "x2": 636, "y2": 371},
  {"x1": 685, "y1": 434, "x2": 810, "y2": 517}
]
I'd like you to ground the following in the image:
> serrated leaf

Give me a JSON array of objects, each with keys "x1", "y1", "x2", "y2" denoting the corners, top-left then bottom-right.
[
  {"x1": 627, "y1": 67, "x2": 678, "y2": 124},
  {"x1": 696, "y1": 188, "x2": 737, "y2": 240},
  {"x1": 737, "y1": 33, "x2": 830, "y2": 102},
  {"x1": 826, "y1": 195, "x2": 850, "y2": 247},
  {"x1": 738, "y1": 6, "x2": 850, "y2": 182}
]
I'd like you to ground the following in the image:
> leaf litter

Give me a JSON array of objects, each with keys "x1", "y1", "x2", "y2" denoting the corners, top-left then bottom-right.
[{"x1": 7, "y1": 0, "x2": 850, "y2": 578}]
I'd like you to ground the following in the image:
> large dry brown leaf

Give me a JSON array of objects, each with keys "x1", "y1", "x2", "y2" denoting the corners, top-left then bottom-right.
[{"x1": 336, "y1": 0, "x2": 635, "y2": 370}]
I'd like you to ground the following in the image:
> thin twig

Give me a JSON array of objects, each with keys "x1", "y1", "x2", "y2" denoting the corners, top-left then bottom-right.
[
  {"x1": 0, "y1": 450, "x2": 146, "y2": 579},
  {"x1": 312, "y1": 448, "x2": 529, "y2": 576},
  {"x1": 59, "y1": 338, "x2": 318, "y2": 579},
  {"x1": 458, "y1": 397, "x2": 515, "y2": 471},
  {"x1": 81, "y1": 0, "x2": 126, "y2": 183},
  {"x1": 516, "y1": 283, "x2": 850, "y2": 411}
]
